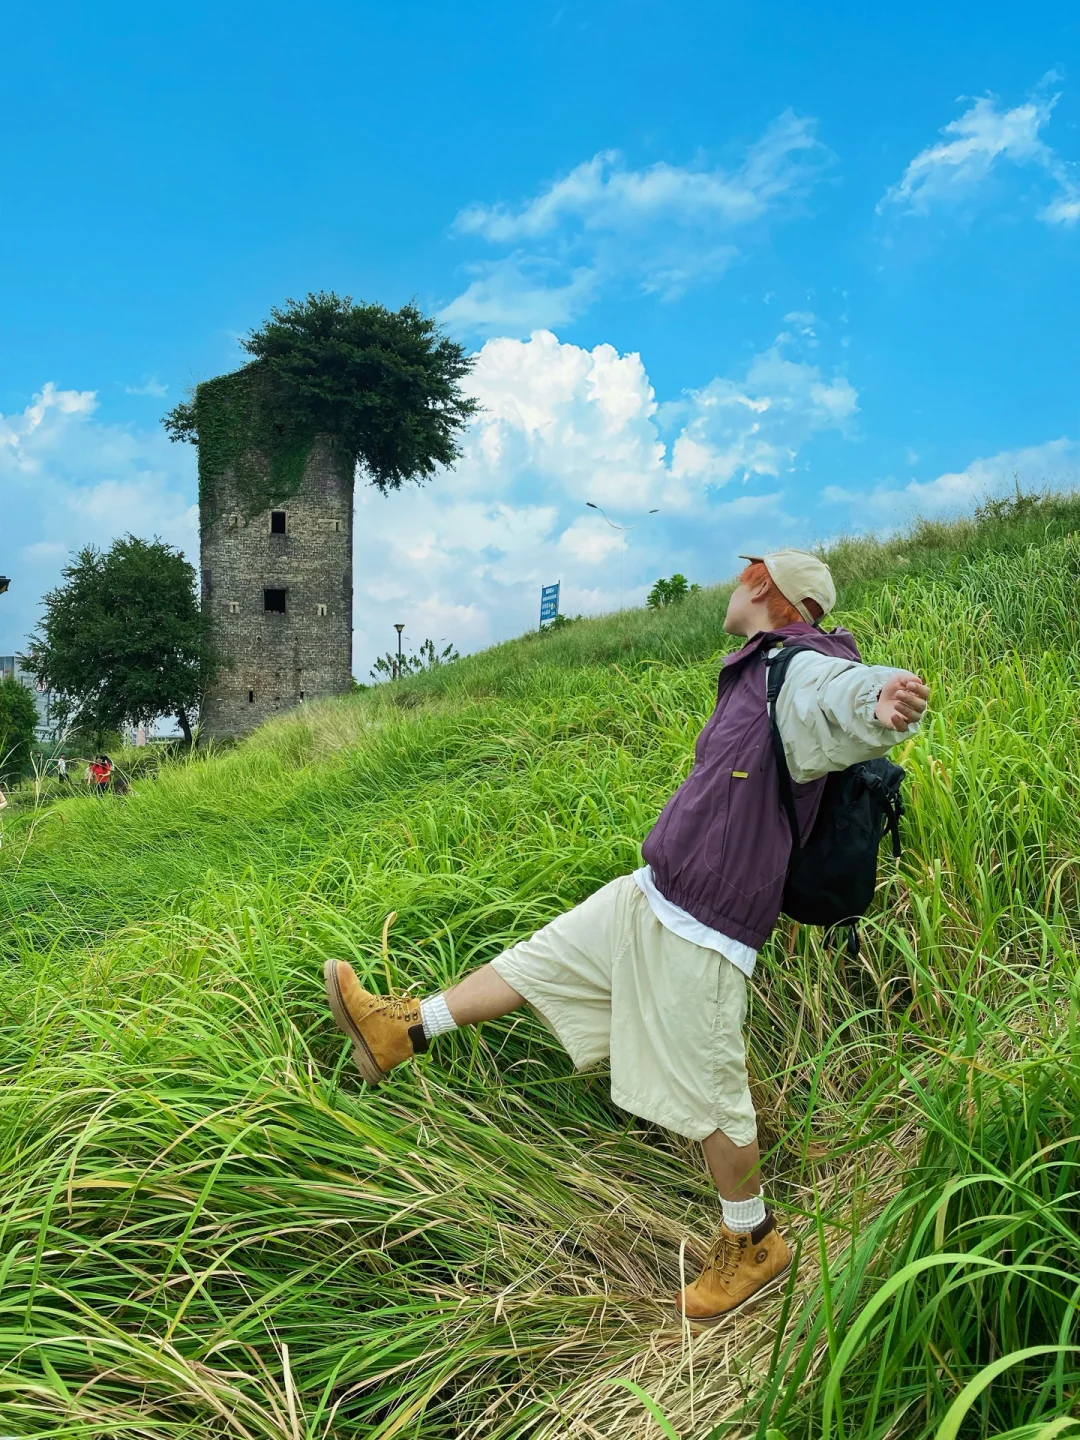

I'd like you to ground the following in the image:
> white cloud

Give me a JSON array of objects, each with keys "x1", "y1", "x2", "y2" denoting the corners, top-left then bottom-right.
[
  {"x1": 456, "y1": 114, "x2": 824, "y2": 241},
  {"x1": 669, "y1": 339, "x2": 858, "y2": 489},
  {"x1": 442, "y1": 112, "x2": 831, "y2": 334},
  {"x1": 558, "y1": 519, "x2": 626, "y2": 564},
  {"x1": 124, "y1": 376, "x2": 169, "y2": 398},
  {"x1": 879, "y1": 80, "x2": 1080, "y2": 225},
  {"x1": 1042, "y1": 188, "x2": 1080, "y2": 226},
  {"x1": 437, "y1": 257, "x2": 598, "y2": 336},
  {"x1": 822, "y1": 438, "x2": 1079, "y2": 528},
  {"x1": 461, "y1": 329, "x2": 667, "y2": 508},
  {"x1": 1, "y1": 380, "x2": 96, "y2": 443}
]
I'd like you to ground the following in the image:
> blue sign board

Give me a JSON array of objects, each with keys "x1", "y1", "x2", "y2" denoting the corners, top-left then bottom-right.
[{"x1": 539, "y1": 582, "x2": 560, "y2": 625}]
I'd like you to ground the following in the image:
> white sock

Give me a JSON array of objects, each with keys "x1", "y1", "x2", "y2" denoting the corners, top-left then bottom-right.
[
  {"x1": 721, "y1": 1192, "x2": 767, "y2": 1232},
  {"x1": 419, "y1": 992, "x2": 458, "y2": 1041}
]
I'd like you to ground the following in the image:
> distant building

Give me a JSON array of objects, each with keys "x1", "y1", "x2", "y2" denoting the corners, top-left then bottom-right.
[
  {"x1": 199, "y1": 434, "x2": 354, "y2": 739},
  {"x1": 0, "y1": 656, "x2": 56, "y2": 740}
]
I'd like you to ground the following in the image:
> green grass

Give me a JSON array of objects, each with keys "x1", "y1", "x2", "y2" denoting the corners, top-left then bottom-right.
[{"x1": 2, "y1": 493, "x2": 1080, "y2": 1437}]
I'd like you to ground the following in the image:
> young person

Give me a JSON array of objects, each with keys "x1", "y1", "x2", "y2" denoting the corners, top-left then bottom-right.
[
  {"x1": 88, "y1": 755, "x2": 113, "y2": 794},
  {"x1": 324, "y1": 550, "x2": 929, "y2": 1322}
]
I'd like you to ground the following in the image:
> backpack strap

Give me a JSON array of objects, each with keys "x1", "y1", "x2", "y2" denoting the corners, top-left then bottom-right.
[
  {"x1": 886, "y1": 799, "x2": 902, "y2": 859},
  {"x1": 763, "y1": 643, "x2": 816, "y2": 861},
  {"x1": 862, "y1": 768, "x2": 904, "y2": 859}
]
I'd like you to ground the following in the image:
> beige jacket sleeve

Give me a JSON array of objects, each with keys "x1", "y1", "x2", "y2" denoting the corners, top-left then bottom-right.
[{"x1": 772, "y1": 649, "x2": 919, "y2": 783}]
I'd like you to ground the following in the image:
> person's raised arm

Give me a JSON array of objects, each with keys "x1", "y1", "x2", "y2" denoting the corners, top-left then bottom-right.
[{"x1": 776, "y1": 652, "x2": 931, "y2": 782}]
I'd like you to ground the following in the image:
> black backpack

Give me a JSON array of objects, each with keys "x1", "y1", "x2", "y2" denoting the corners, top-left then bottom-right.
[{"x1": 765, "y1": 644, "x2": 905, "y2": 958}]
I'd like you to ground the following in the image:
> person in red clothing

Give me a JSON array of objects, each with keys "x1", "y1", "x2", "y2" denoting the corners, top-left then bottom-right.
[{"x1": 87, "y1": 755, "x2": 113, "y2": 794}]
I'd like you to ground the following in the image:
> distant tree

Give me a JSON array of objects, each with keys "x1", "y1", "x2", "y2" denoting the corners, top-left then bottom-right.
[
  {"x1": 647, "y1": 574, "x2": 701, "y2": 609},
  {"x1": 370, "y1": 638, "x2": 460, "y2": 682},
  {"x1": 164, "y1": 291, "x2": 480, "y2": 497},
  {"x1": 20, "y1": 537, "x2": 218, "y2": 745},
  {"x1": 0, "y1": 675, "x2": 39, "y2": 783},
  {"x1": 537, "y1": 613, "x2": 582, "y2": 636}
]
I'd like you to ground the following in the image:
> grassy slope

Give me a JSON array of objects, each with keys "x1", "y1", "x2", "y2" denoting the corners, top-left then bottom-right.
[{"x1": 2, "y1": 493, "x2": 1080, "y2": 1438}]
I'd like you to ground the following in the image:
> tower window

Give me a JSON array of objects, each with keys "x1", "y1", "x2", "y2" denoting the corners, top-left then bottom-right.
[
  {"x1": 228, "y1": 514, "x2": 241, "y2": 528},
  {"x1": 263, "y1": 589, "x2": 287, "y2": 613},
  {"x1": 316, "y1": 603, "x2": 327, "y2": 617},
  {"x1": 248, "y1": 690, "x2": 255, "y2": 703},
  {"x1": 270, "y1": 511, "x2": 286, "y2": 534},
  {"x1": 229, "y1": 600, "x2": 240, "y2": 614}
]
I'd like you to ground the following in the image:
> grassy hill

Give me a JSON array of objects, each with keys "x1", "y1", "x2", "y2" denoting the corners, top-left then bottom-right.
[{"x1": 3, "y1": 492, "x2": 1080, "y2": 1439}]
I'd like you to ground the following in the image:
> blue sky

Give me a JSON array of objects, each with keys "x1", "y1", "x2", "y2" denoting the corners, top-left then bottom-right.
[{"x1": 3, "y1": 0, "x2": 1080, "y2": 674}]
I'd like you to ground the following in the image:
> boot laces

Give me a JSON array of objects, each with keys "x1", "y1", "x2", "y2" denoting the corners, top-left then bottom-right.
[
  {"x1": 381, "y1": 995, "x2": 419, "y2": 1021},
  {"x1": 703, "y1": 1230, "x2": 744, "y2": 1282}
]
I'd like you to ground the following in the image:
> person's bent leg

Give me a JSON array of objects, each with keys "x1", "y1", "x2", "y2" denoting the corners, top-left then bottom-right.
[
  {"x1": 324, "y1": 876, "x2": 632, "y2": 1088},
  {"x1": 323, "y1": 957, "x2": 526, "y2": 1087}
]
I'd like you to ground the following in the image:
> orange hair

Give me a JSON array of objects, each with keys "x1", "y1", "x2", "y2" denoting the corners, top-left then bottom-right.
[{"x1": 738, "y1": 561, "x2": 823, "y2": 628}]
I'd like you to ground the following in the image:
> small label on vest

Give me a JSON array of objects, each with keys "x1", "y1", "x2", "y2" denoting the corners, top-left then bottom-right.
[{"x1": 732, "y1": 771, "x2": 748, "y2": 779}]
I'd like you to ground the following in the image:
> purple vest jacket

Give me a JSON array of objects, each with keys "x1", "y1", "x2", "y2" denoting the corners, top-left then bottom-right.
[{"x1": 641, "y1": 623, "x2": 862, "y2": 949}]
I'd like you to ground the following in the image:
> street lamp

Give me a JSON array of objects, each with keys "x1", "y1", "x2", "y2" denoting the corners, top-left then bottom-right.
[
  {"x1": 0, "y1": 577, "x2": 10, "y2": 596},
  {"x1": 393, "y1": 622, "x2": 404, "y2": 680},
  {"x1": 584, "y1": 503, "x2": 660, "y2": 610}
]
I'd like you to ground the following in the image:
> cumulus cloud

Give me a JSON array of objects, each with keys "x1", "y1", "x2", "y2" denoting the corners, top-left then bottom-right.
[
  {"x1": 879, "y1": 79, "x2": 1080, "y2": 225},
  {"x1": 442, "y1": 112, "x2": 831, "y2": 334}
]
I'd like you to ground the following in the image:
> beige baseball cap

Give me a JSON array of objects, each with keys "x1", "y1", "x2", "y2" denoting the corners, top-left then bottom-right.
[{"x1": 738, "y1": 548, "x2": 837, "y2": 623}]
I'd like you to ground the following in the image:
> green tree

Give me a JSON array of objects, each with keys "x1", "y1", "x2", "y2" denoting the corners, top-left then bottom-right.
[
  {"x1": 370, "y1": 638, "x2": 460, "y2": 682},
  {"x1": 20, "y1": 537, "x2": 217, "y2": 745},
  {"x1": 647, "y1": 573, "x2": 701, "y2": 608},
  {"x1": 164, "y1": 291, "x2": 479, "y2": 503},
  {"x1": 0, "y1": 675, "x2": 39, "y2": 783}
]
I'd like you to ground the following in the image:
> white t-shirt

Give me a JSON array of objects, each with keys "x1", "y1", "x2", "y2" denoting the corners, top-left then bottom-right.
[{"x1": 633, "y1": 864, "x2": 758, "y2": 977}]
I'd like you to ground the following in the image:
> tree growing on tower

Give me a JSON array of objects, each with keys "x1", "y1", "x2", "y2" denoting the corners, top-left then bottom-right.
[{"x1": 163, "y1": 290, "x2": 480, "y2": 511}]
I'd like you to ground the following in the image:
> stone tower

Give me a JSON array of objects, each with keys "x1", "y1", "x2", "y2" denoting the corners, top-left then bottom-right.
[{"x1": 199, "y1": 434, "x2": 353, "y2": 739}]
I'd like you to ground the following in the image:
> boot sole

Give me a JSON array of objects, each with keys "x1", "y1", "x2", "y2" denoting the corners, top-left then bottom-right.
[
  {"x1": 675, "y1": 1259, "x2": 792, "y2": 1328},
  {"x1": 323, "y1": 960, "x2": 387, "y2": 1086}
]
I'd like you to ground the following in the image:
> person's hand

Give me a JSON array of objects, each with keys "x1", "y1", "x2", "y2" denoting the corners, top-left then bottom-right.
[{"x1": 874, "y1": 673, "x2": 929, "y2": 730}]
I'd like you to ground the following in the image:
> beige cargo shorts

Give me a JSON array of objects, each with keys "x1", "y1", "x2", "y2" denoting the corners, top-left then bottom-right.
[{"x1": 491, "y1": 874, "x2": 756, "y2": 1143}]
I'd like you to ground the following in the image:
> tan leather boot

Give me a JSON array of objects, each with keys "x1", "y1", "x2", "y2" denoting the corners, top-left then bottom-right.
[
  {"x1": 323, "y1": 960, "x2": 428, "y2": 1085},
  {"x1": 676, "y1": 1210, "x2": 791, "y2": 1323}
]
